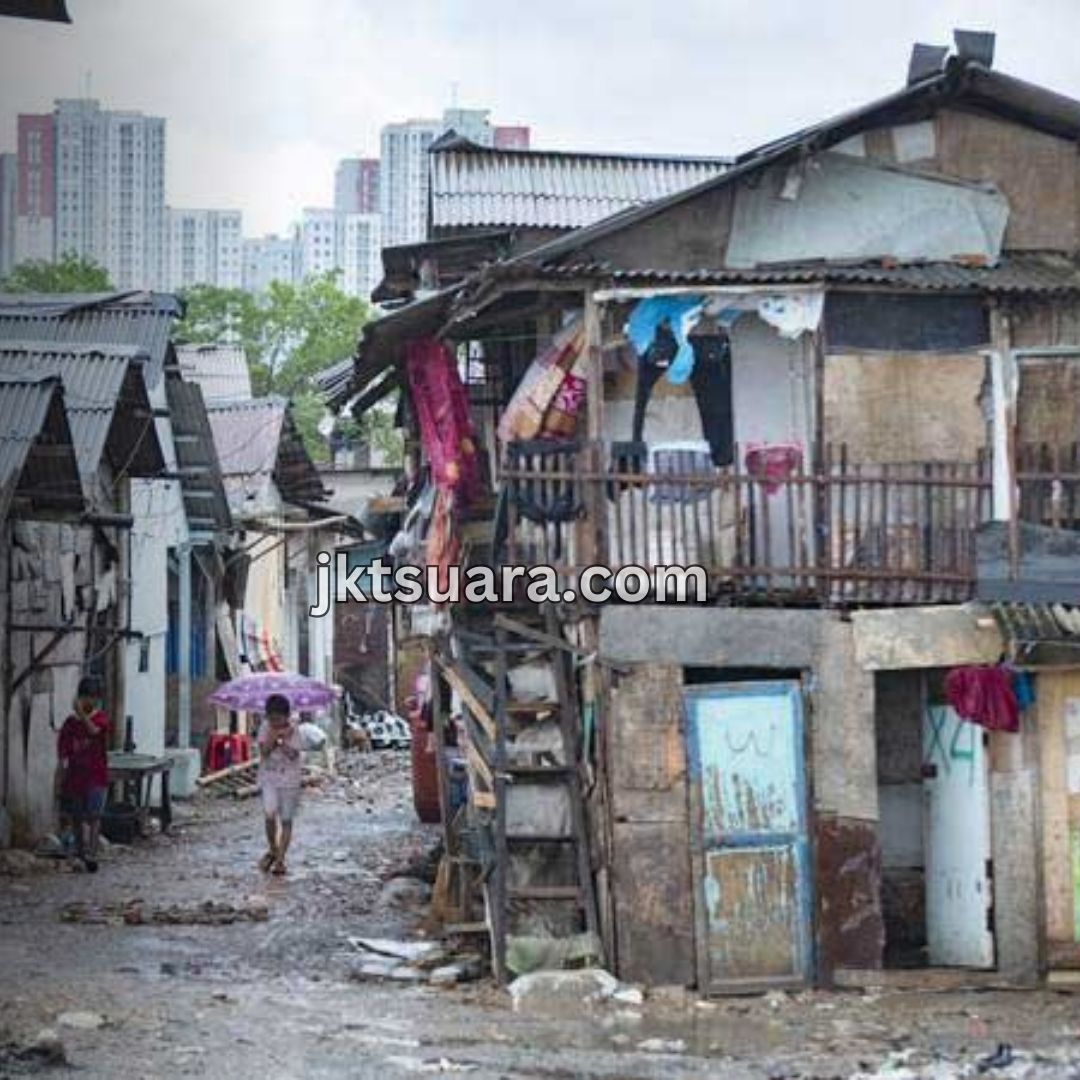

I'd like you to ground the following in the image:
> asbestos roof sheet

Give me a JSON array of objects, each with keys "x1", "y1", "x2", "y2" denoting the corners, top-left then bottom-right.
[
  {"x1": 0, "y1": 291, "x2": 181, "y2": 390},
  {"x1": 0, "y1": 343, "x2": 164, "y2": 490},
  {"x1": 0, "y1": 375, "x2": 82, "y2": 520},
  {"x1": 312, "y1": 356, "x2": 355, "y2": 401},
  {"x1": 430, "y1": 143, "x2": 728, "y2": 230},
  {"x1": 164, "y1": 374, "x2": 232, "y2": 532},
  {"x1": 533, "y1": 252, "x2": 1080, "y2": 295},
  {"x1": 175, "y1": 343, "x2": 253, "y2": 403},
  {"x1": 206, "y1": 396, "x2": 326, "y2": 510}
]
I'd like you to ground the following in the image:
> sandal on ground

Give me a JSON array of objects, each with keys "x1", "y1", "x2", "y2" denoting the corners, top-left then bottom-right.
[
  {"x1": 258, "y1": 851, "x2": 275, "y2": 872},
  {"x1": 271, "y1": 859, "x2": 287, "y2": 876}
]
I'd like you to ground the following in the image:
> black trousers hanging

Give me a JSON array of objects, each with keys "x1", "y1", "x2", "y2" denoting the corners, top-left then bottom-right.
[
  {"x1": 689, "y1": 332, "x2": 734, "y2": 467},
  {"x1": 631, "y1": 323, "x2": 678, "y2": 444}
]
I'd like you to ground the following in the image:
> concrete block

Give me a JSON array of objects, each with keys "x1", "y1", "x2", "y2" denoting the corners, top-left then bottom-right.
[{"x1": 169, "y1": 748, "x2": 203, "y2": 798}]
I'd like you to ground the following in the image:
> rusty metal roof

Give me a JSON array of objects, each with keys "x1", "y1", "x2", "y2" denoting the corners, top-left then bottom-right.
[
  {"x1": 486, "y1": 58, "x2": 1080, "y2": 281},
  {"x1": 0, "y1": 343, "x2": 165, "y2": 491},
  {"x1": 312, "y1": 357, "x2": 356, "y2": 402},
  {"x1": 164, "y1": 374, "x2": 231, "y2": 533},
  {"x1": 0, "y1": 376, "x2": 82, "y2": 520},
  {"x1": 430, "y1": 139, "x2": 728, "y2": 231},
  {"x1": 529, "y1": 252, "x2": 1080, "y2": 294},
  {"x1": 0, "y1": 291, "x2": 181, "y2": 389},
  {"x1": 175, "y1": 343, "x2": 253, "y2": 403},
  {"x1": 206, "y1": 396, "x2": 326, "y2": 510}
]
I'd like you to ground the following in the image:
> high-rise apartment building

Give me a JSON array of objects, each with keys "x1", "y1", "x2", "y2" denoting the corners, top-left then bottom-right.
[
  {"x1": 15, "y1": 100, "x2": 167, "y2": 288},
  {"x1": 340, "y1": 213, "x2": 381, "y2": 301},
  {"x1": 0, "y1": 153, "x2": 17, "y2": 277},
  {"x1": 298, "y1": 207, "x2": 340, "y2": 279},
  {"x1": 242, "y1": 233, "x2": 298, "y2": 293},
  {"x1": 442, "y1": 108, "x2": 494, "y2": 146},
  {"x1": 494, "y1": 126, "x2": 531, "y2": 150},
  {"x1": 14, "y1": 113, "x2": 55, "y2": 264},
  {"x1": 379, "y1": 118, "x2": 442, "y2": 247},
  {"x1": 165, "y1": 208, "x2": 243, "y2": 290},
  {"x1": 334, "y1": 157, "x2": 379, "y2": 214}
]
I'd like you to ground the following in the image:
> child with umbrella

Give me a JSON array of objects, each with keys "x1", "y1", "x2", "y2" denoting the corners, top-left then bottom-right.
[{"x1": 257, "y1": 693, "x2": 303, "y2": 875}]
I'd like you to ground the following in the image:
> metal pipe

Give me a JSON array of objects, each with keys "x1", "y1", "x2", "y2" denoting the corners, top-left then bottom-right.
[{"x1": 178, "y1": 541, "x2": 192, "y2": 750}]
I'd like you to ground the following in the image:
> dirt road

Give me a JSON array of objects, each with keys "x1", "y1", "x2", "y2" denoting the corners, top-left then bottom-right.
[{"x1": 2, "y1": 751, "x2": 1080, "y2": 1079}]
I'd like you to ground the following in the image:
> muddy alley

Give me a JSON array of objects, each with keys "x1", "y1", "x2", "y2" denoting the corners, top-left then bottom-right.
[{"x1": 1, "y1": 751, "x2": 1079, "y2": 1080}]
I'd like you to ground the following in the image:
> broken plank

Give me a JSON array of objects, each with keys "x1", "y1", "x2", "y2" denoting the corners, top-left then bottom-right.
[{"x1": 436, "y1": 656, "x2": 496, "y2": 741}]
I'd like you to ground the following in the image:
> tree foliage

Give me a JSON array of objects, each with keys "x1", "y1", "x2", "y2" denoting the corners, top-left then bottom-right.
[
  {"x1": 174, "y1": 272, "x2": 373, "y2": 460},
  {"x1": 0, "y1": 254, "x2": 113, "y2": 293}
]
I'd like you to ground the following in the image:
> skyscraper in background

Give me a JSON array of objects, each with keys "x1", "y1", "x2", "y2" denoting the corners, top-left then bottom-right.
[
  {"x1": 14, "y1": 113, "x2": 54, "y2": 264},
  {"x1": 493, "y1": 125, "x2": 531, "y2": 150},
  {"x1": 242, "y1": 233, "x2": 299, "y2": 293},
  {"x1": 13, "y1": 100, "x2": 167, "y2": 288},
  {"x1": 334, "y1": 157, "x2": 379, "y2": 214},
  {"x1": 442, "y1": 107, "x2": 493, "y2": 145},
  {"x1": 165, "y1": 208, "x2": 243, "y2": 290},
  {"x1": 0, "y1": 153, "x2": 17, "y2": 277},
  {"x1": 340, "y1": 212, "x2": 381, "y2": 301},
  {"x1": 378, "y1": 118, "x2": 442, "y2": 247}
]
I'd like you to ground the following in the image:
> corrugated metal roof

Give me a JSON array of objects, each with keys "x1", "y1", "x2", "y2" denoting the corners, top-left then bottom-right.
[
  {"x1": 993, "y1": 603, "x2": 1080, "y2": 652},
  {"x1": 206, "y1": 396, "x2": 326, "y2": 509},
  {"x1": 312, "y1": 357, "x2": 355, "y2": 401},
  {"x1": 528, "y1": 252, "x2": 1080, "y2": 295},
  {"x1": 164, "y1": 374, "x2": 231, "y2": 532},
  {"x1": 430, "y1": 143, "x2": 728, "y2": 230},
  {"x1": 480, "y1": 58, "x2": 1080, "y2": 282},
  {"x1": 0, "y1": 376, "x2": 82, "y2": 520},
  {"x1": 175, "y1": 343, "x2": 253, "y2": 403},
  {"x1": 0, "y1": 291, "x2": 180, "y2": 389},
  {"x1": 0, "y1": 343, "x2": 164, "y2": 489}
]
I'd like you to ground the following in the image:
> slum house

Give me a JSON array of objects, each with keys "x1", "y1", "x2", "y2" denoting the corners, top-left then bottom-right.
[
  {"x1": 0, "y1": 342, "x2": 164, "y2": 843},
  {"x1": 0, "y1": 292, "x2": 233, "y2": 802},
  {"x1": 204, "y1": 396, "x2": 333, "y2": 733},
  {"x1": 0, "y1": 375, "x2": 82, "y2": 844},
  {"x1": 312, "y1": 357, "x2": 399, "y2": 715},
  {"x1": 337, "y1": 33, "x2": 1080, "y2": 991},
  {"x1": 337, "y1": 138, "x2": 733, "y2": 724}
]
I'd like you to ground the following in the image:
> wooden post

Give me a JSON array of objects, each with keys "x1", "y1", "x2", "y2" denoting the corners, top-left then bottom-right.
[
  {"x1": 579, "y1": 290, "x2": 605, "y2": 575},
  {"x1": 430, "y1": 646, "x2": 453, "y2": 849},
  {"x1": 988, "y1": 305, "x2": 1019, "y2": 578}
]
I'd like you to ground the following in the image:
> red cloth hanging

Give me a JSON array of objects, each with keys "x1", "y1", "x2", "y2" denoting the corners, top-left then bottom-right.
[
  {"x1": 945, "y1": 666, "x2": 1019, "y2": 732},
  {"x1": 405, "y1": 338, "x2": 480, "y2": 504},
  {"x1": 745, "y1": 442, "x2": 803, "y2": 496}
]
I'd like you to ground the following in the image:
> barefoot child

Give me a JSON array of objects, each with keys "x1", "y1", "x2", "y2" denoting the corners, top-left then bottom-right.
[{"x1": 257, "y1": 693, "x2": 302, "y2": 875}]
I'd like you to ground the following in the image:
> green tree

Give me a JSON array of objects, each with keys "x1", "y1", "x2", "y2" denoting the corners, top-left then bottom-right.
[
  {"x1": 0, "y1": 254, "x2": 113, "y2": 293},
  {"x1": 176, "y1": 272, "x2": 373, "y2": 461}
]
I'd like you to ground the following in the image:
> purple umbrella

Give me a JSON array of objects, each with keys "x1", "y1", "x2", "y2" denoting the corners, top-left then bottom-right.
[{"x1": 208, "y1": 672, "x2": 337, "y2": 713}]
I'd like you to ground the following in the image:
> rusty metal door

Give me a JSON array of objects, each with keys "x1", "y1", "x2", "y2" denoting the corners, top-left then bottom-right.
[{"x1": 685, "y1": 681, "x2": 812, "y2": 991}]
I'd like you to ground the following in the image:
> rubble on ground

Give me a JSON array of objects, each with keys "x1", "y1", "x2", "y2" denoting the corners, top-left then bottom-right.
[{"x1": 59, "y1": 898, "x2": 270, "y2": 926}]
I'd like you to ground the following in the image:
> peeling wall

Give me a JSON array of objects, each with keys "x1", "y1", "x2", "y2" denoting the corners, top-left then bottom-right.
[
  {"x1": 824, "y1": 353, "x2": 987, "y2": 464},
  {"x1": 935, "y1": 108, "x2": 1080, "y2": 252}
]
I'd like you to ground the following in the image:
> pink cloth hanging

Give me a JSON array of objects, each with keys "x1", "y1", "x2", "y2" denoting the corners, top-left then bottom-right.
[{"x1": 405, "y1": 338, "x2": 480, "y2": 504}]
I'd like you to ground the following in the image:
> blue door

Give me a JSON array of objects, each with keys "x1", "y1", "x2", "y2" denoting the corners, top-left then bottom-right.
[{"x1": 685, "y1": 681, "x2": 812, "y2": 990}]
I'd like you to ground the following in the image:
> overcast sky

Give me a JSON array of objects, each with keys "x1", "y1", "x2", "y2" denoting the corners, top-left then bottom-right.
[{"x1": 1, "y1": 0, "x2": 1078, "y2": 235}]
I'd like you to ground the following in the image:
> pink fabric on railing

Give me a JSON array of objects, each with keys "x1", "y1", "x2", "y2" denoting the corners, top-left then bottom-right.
[
  {"x1": 405, "y1": 338, "x2": 480, "y2": 504},
  {"x1": 745, "y1": 442, "x2": 803, "y2": 495}
]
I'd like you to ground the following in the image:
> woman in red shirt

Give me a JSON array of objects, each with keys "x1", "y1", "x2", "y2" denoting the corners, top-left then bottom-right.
[{"x1": 57, "y1": 676, "x2": 110, "y2": 872}]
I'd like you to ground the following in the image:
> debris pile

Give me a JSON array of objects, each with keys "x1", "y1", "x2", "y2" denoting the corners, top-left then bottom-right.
[
  {"x1": 60, "y1": 897, "x2": 270, "y2": 926},
  {"x1": 347, "y1": 937, "x2": 483, "y2": 988}
]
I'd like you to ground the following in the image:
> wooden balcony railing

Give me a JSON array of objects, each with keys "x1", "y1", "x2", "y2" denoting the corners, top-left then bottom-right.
[
  {"x1": 1018, "y1": 443, "x2": 1080, "y2": 532},
  {"x1": 499, "y1": 442, "x2": 992, "y2": 606}
]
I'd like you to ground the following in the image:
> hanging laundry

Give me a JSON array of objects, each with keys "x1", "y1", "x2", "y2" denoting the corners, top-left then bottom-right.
[
  {"x1": 625, "y1": 295, "x2": 704, "y2": 384},
  {"x1": 649, "y1": 443, "x2": 714, "y2": 504},
  {"x1": 745, "y1": 443, "x2": 803, "y2": 496},
  {"x1": 1011, "y1": 669, "x2": 1036, "y2": 711},
  {"x1": 405, "y1": 338, "x2": 481, "y2": 504},
  {"x1": 756, "y1": 291, "x2": 825, "y2": 339},
  {"x1": 498, "y1": 318, "x2": 584, "y2": 443},
  {"x1": 945, "y1": 666, "x2": 1020, "y2": 733},
  {"x1": 631, "y1": 320, "x2": 679, "y2": 445},
  {"x1": 540, "y1": 347, "x2": 589, "y2": 439},
  {"x1": 688, "y1": 324, "x2": 734, "y2": 467}
]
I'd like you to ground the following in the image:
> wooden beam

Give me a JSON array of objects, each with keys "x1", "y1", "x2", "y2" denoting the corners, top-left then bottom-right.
[{"x1": 434, "y1": 655, "x2": 496, "y2": 742}]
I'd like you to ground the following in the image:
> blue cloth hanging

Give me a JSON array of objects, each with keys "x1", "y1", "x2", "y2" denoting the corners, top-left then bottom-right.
[{"x1": 625, "y1": 295, "x2": 703, "y2": 384}]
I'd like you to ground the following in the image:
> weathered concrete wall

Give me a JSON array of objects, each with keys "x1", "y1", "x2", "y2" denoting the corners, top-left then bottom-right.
[
  {"x1": 935, "y1": 108, "x2": 1080, "y2": 252},
  {"x1": 823, "y1": 352, "x2": 987, "y2": 465},
  {"x1": 600, "y1": 607, "x2": 885, "y2": 983},
  {"x1": 851, "y1": 605, "x2": 1003, "y2": 670}
]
